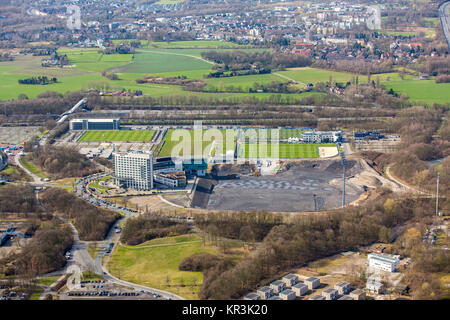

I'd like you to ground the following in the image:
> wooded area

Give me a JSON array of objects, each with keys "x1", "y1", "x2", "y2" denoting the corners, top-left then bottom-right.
[{"x1": 40, "y1": 188, "x2": 120, "y2": 241}]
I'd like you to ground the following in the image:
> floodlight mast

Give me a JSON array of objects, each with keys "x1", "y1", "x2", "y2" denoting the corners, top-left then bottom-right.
[
  {"x1": 339, "y1": 147, "x2": 346, "y2": 208},
  {"x1": 436, "y1": 172, "x2": 440, "y2": 216}
]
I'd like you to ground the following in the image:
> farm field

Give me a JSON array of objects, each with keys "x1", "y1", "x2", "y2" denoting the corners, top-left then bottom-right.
[
  {"x1": 158, "y1": 129, "x2": 237, "y2": 157},
  {"x1": 150, "y1": 40, "x2": 243, "y2": 49},
  {"x1": 239, "y1": 143, "x2": 336, "y2": 159},
  {"x1": 382, "y1": 79, "x2": 450, "y2": 104},
  {"x1": 277, "y1": 67, "x2": 370, "y2": 84},
  {"x1": 204, "y1": 73, "x2": 289, "y2": 91},
  {"x1": 107, "y1": 234, "x2": 216, "y2": 299},
  {"x1": 116, "y1": 49, "x2": 213, "y2": 73},
  {"x1": 155, "y1": 0, "x2": 185, "y2": 4},
  {"x1": 78, "y1": 130, "x2": 155, "y2": 142}
]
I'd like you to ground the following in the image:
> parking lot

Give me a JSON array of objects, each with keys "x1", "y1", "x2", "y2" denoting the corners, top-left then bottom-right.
[
  {"x1": 206, "y1": 160, "x2": 364, "y2": 212},
  {"x1": 0, "y1": 126, "x2": 42, "y2": 145},
  {"x1": 61, "y1": 279, "x2": 164, "y2": 300}
]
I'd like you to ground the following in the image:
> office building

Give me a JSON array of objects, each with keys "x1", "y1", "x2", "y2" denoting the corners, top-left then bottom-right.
[{"x1": 113, "y1": 151, "x2": 153, "y2": 190}]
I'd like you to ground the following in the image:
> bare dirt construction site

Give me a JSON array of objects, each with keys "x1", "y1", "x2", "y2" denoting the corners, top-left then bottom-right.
[
  {"x1": 195, "y1": 157, "x2": 402, "y2": 212},
  {"x1": 200, "y1": 159, "x2": 363, "y2": 212}
]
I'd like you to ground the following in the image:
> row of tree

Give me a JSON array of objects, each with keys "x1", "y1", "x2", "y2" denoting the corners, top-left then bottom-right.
[
  {"x1": 120, "y1": 214, "x2": 191, "y2": 246},
  {"x1": 18, "y1": 76, "x2": 57, "y2": 85}
]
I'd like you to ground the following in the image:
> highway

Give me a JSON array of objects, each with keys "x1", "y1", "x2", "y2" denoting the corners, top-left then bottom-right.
[{"x1": 439, "y1": 1, "x2": 450, "y2": 49}]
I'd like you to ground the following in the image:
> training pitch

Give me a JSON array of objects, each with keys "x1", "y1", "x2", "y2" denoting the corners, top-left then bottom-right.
[
  {"x1": 238, "y1": 143, "x2": 336, "y2": 159},
  {"x1": 78, "y1": 130, "x2": 155, "y2": 142}
]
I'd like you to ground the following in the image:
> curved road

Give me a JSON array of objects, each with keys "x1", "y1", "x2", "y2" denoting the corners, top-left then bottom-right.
[{"x1": 17, "y1": 155, "x2": 185, "y2": 300}]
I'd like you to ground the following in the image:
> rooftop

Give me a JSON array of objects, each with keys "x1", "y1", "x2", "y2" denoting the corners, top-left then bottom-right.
[
  {"x1": 280, "y1": 289, "x2": 295, "y2": 295},
  {"x1": 368, "y1": 253, "x2": 400, "y2": 264},
  {"x1": 323, "y1": 288, "x2": 338, "y2": 294},
  {"x1": 335, "y1": 281, "x2": 350, "y2": 287},
  {"x1": 283, "y1": 273, "x2": 298, "y2": 280},
  {"x1": 71, "y1": 118, "x2": 120, "y2": 122},
  {"x1": 257, "y1": 286, "x2": 273, "y2": 293},
  {"x1": 305, "y1": 276, "x2": 320, "y2": 282}
]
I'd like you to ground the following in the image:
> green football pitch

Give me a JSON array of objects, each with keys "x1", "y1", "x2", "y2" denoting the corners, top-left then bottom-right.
[
  {"x1": 239, "y1": 143, "x2": 328, "y2": 158},
  {"x1": 158, "y1": 129, "x2": 237, "y2": 157},
  {"x1": 78, "y1": 130, "x2": 155, "y2": 142}
]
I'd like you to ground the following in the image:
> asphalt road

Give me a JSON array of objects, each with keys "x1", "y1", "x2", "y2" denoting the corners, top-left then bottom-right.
[{"x1": 439, "y1": 1, "x2": 450, "y2": 48}]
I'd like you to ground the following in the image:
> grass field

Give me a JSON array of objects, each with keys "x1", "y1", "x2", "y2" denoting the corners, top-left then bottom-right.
[
  {"x1": 79, "y1": 130, "x2": 155, "y2": 142},
  {"x1": 239, "y1": 143, "x2": 336, "y2": 158},
  {"x1": 382, "y1": 79, "x2": 450, "y2": 104},
  {"x1": 107, "y1": 234, "x2": 216, "y2": 299},
  {"x1": 204, "y1": 73, "x2": 289, "y2": 91},
  {"x1": 241, "y1": 128, "x2": 311, "y2": 141},
  {"x1": 19, "y1": 155, "x2": 49, "y2": 179},
  {"x1": 277, "y1": 67, "x2": 370, "y2": 84},
  {"x1": 151, "y1": 40, "x2": 242, "y2": 49},
  {"x1": 88, "y1": 176, "x2": 112, "y2": 194},
  {"x1": 159, "y1": 129, "x2": 237, "y2": 157},
  {"x1": 117, "y1": 49, "x2": 213, "y2": 74}
]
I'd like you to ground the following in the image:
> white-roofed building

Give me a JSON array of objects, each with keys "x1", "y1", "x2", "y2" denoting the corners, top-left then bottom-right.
[{"x1": 368, "y1": 253, "x2": 400, "y2": 272}]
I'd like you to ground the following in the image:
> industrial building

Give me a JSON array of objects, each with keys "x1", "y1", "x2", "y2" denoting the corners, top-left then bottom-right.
[
  {"x1": 279, "y1": 289, "x2": 296, "y2": 300},
  {"x1": 282, "y1": 273, "x2": 298, "y2": 287},
  {"x1": 256, "y1": 286, "x2": 273, "y2": 300},
  {"x1": 349, "y1": 289, "x2": 366, "y2": 300},
  {"x1": 367, "y1": 253, "x2": 401, "y2": 272},
  {"x1": 322, "y1": 288, "x2": 338, "y2": 300},
  {"x1": 335, "y1": 281, "x2": 351, "y2": 295},
  {"x1": 354, "y1": 131, "x2": 382, "y2": 140},
  {"x1": 366, "y1": 276, "x2": 384, "y2": 294},
  {"x1": 304, "y1": 277, "x2": 320, "y2": 290},
  {"x1": 270, "y1": 280, "x2": 286, "y2": 294},
  {"x1": 302, "y1": 131, "x2": 341, "y2": 143},
  {"x1": 292, "y1": 283, "x2": 308, "y2": 296},
  {"x1": 243, "y1": 293, "x2": 260, "y2": 300},
  {"x1": 70, "y1": 118, "x2": 120, "y2": 130},
  {"x1": 113, "y1": 151, "x2": 153, "y2": 190},
  {"x1": 182, "y1": 158, "x2": 208, "y2": 176},
  {"x1": 154, "y1": 171, "x2": 187, "y2": 188},
  {"x1": 338, "y1": 295, "x2": 354, "y2": 300},
  {"x1": 153, "y1": 157, "x2": 183, "y2": 174}
]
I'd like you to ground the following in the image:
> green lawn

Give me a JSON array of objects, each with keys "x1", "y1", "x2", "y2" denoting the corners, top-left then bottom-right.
[
  {"x1": 241, "y1": 128, "x2": 311, "y2": 141},
  {"x1": 239, "y1": 143, "x2": 334, "y2": 158},
  {"x1": 204, "y1": 73, "x2": 289, "y2": 91},
  {"x1": 158, "y1": 129, "x2": 237, "y2": 157},
  {"x1": 278, "y1": 67, "x2": 370, "y2": 84},
  {"x1": 382, "y1": 79, "x2": 450, "y2": 104},
  {"x1": 36, "y1": 276, "x2": 61, "y2": 286},
  {"x1": 79, "y1": 130, "x2": 155, "y2": 142},
  {"x1": 107, "y1": 234, "x2": 216, "y2": 299},
  {"x1": 88, "y1": 176, "x2": 112, "y2": 194}
]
